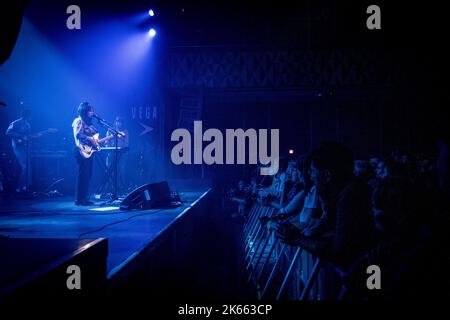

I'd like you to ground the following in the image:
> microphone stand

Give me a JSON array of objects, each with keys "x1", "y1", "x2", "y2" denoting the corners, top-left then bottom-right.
[
  {"x1": 96, "y1": 118, "x2": 124, "y2": 203},
  {"x1": 25, "y1": 136, "x2": 30, "y2": 193}
]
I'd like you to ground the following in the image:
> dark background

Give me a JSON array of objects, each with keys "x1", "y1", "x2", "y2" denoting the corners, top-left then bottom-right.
[{"x1": 0, "y1": 0, "x2": 448, "y2": 192}]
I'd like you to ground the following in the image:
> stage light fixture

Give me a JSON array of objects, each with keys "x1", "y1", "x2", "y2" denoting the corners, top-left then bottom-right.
[
  {"x1": 148, "y1": 9, "x2": 155, "y2": 17},
  {"x1": 148, "y1": 28, "x2": 156, "y2": 37}
]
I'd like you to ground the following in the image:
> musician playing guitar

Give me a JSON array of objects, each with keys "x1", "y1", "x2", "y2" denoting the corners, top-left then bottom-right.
[
  {"x1": 6, "y1": 109, "x2": 58, "y2": 193},
  {"x1": 72, "y1": 102, "x2": 104, "y2": 206}
]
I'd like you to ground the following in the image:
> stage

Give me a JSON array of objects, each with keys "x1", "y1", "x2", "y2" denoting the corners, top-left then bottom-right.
[{"x1": 0, "y1": 189, "x2": 210, "y2": 279}]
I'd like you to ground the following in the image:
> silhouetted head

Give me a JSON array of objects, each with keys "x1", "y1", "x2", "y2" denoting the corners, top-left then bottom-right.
[
  {"x1": 371, "y1": 178, "x2": 419, "y2": 238},
  {"x1": 310, "y1": 142, "x2": 354, "y2": 191},
  {"x1": 375, "y1": 160, "x2": 388, "y2": 179},
  {"x1": 296, "y1": 155, "x2": 312, "y2": 190},
  {"x1": 77, "y1": 102, "x2": 94, "y2": 123},
  {"x1": 114, "y1": 116, "x2": 124, "y2": 130},
  {"x1": 354, "y1": 160, "x2": 373, "y2": 180}
]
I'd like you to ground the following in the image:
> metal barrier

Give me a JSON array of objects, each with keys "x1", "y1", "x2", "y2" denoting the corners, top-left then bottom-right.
[{"x1": 241, "y1": 202, "x2": 327, "y2": 300}]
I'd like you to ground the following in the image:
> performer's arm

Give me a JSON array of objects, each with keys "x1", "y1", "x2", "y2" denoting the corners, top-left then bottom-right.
[
  {"x1": 28, "y1": 132, "x2": 43, "y2": 138},
  {"x1": 5, "y1": 121, "x2": 24, "y2": 138},
  {"x1": 73, "y1": 119, "x2": 94, "y2": 145}
]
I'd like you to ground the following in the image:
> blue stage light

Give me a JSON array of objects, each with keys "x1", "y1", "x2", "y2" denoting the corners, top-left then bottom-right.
[
  {"x1": 89, "y1": 206, "x2": 120, "y2": 212},
  {"x1": 148, "y1": 9, "x2": 155, "y2": 17},
  {"x1": 148, "y1": 28, "x2": 156, "y2": 37}
]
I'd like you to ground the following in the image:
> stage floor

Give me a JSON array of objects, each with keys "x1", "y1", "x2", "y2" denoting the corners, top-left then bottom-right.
[{"x1": 0, "y1": 190, "x2": 209, "y2": 277}]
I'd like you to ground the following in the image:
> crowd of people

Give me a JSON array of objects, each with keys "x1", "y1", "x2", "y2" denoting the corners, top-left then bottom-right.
[{"x1": 228, "y1": 139, "x2": 450, "y2": 300}]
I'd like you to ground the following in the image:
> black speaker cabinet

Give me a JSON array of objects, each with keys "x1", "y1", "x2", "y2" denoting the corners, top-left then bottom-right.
[{"x1": 120, "y1": 181, "x2": 171, "y2": 210}]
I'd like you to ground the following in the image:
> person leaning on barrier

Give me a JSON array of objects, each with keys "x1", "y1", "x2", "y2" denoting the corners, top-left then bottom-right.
[
  {"x1": 275, "y1": 142, "x2": 373, "y2": 269},
  {"x1": 229, "y1": 180, "x2": 253, "y2": 218},
  {"x1": 261, "y1": 156, "x2": 318, "y2": 229},
  {"x1": 257, "y1": 157, "x2": 290, "y2": 205}
]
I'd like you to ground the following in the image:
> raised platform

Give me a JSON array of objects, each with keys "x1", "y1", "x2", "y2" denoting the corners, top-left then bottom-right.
[
  {"x1": 0, "y1": 237, "x2": 108, "y2": 298},
  {"x1": 0, "y1": 188, "x2": 211, "y2": 298}
]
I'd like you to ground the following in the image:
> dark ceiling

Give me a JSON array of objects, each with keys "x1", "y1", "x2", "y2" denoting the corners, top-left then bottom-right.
[{"x1": 15, "y1": 0, "x2": 445, "y2": 49}]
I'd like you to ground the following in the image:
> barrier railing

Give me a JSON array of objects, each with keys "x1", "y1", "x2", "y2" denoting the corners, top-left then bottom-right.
[{"x1": 241, "y1": 202, "x2": 329, "y2": 300}]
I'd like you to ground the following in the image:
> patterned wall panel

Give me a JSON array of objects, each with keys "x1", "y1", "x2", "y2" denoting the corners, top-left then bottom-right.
[{"x1": 167, "y1": 49, "x2": 408, "y2": 89}]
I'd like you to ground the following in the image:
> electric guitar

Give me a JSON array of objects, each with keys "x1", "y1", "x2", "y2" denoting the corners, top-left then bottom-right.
[
  {"x1": 15, "y1": 128, "x2": 59, "y2": 145},
  {"x1": 78, "y1": 133, "x2": 114, "y2": 158}
]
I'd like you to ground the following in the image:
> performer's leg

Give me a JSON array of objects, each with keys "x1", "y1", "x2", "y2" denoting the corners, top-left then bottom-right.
[
  {"x1": 117, "y1": 152, "x2": 127, "y2": 193},
  {"x1": 26, "y1": 148, "x2": 32, "y2": 190},
  {"x1": 84, "y1": 156, "x2": 93, "y2": 201},
  {"x1": 76, "y1": 155, "x2": 93, "y2": 203},
  {"x1": 106, "y1": 153, "x2": 112, "y2": 169},
  {"x1": 75, "y1": 154, "x2": 84, "y2": 202},
  {"x1": 13, "y1": 147, "x2": 27, "y2": 191}
]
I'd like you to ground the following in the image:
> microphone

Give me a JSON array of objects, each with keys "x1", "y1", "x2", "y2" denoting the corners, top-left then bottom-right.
[{"x1": 93, "y1": 113, "x2": 105, "y2": 122}]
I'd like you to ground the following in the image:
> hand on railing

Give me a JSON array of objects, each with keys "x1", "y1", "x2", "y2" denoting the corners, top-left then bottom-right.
[
  {"x1": 257, "y1": 193, "x2": 278, "y2": 206},
  {"x1": 301, "y1": 218, "x2": 327, "y2": 237},
  {"x1": 259, "y1": 212, "x2": 288, "y2": 227},
  {"x1": 274, "y1": 220, "x2": 304, "y2": 246}
]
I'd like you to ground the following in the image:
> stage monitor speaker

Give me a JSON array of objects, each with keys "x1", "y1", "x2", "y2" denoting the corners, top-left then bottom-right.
[{"x1": 120, "y1": 181, "x2": 171, "y2": 210}]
